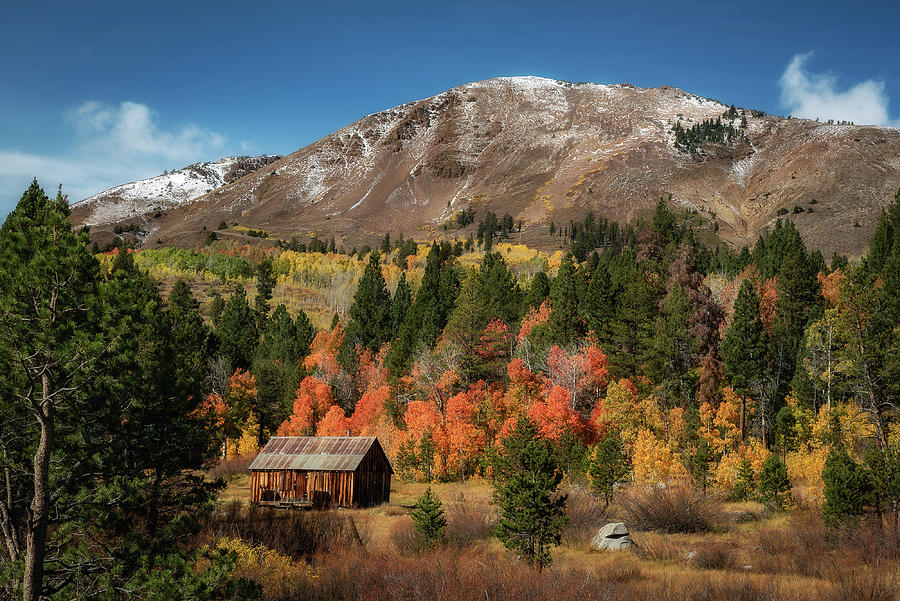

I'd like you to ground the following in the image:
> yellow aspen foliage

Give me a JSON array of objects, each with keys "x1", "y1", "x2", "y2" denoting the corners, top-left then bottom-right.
[
  {"x1": 631, "y1": 428, "x2": 688, "y2": 485},
  {"x1": 784, "y1": 394, "x2": 815, "y2": 447},
  {"x1": 231, "y1": 414, "x2": 260, "y2": 458},
  {"x1": 595, "y1": 379, "x2": 641, "y2": 443},
  {"x1": 216, "y1": 537, "x2": 317, "y2": 598},
  {"x1": 665, "y1": 407, "x2": 688, "y2": 450},
  {"x1": 810, "y1": 402, "x2": 874, "y2": 451},
  {"x1": 699, "y1": 388, "x2": 743, "y2": 456},
  {"x1": 713, "y1": 440, "x2": 769, "y2": 491},
  {"x1": 786, "y1": 446, "x2": 830, "y2": 507}
]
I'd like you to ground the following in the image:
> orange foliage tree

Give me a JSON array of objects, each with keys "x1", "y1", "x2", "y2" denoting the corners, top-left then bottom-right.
[{"x1": 277, "y1": 376, "x2": 335, "y2": 436}]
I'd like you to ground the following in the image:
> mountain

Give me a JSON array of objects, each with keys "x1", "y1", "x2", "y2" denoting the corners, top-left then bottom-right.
[
  {"x1": 71, "y1": 76, "x2": 900, "y2": 258},
  {"x1": 71, "y1": 155, "x2": 281, "y2": 232}
]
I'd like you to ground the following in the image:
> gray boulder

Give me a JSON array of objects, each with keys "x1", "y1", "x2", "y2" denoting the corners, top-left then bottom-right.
[{"x1": 590, "y1": 522, "x2": 631, "y2": 551}]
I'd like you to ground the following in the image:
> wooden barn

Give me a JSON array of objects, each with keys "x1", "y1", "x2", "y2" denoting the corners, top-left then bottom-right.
[{"x1": 248, "y1": 436, "x2": 393, "y2": 508}]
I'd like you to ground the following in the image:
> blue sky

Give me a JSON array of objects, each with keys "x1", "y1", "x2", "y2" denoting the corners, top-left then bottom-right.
[{"x1": 1, "y1": 0, "x2": 898, "y2": 217}]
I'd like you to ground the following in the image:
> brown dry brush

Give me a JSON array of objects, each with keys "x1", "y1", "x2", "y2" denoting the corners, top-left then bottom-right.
[
  {"x1": 753, "y1": 513, "x2": 900, "y2": 580},
  {"x1": 620, "y1": 482, "x2": 724, "y2": 533},
  {"x1": 199, "y1": 502, "x2": 367, "y2": 558},
  {"x1": 560, "y1": 486, "x2": 608, "y2": 548},
  {"x1": 301, "y1": 547, "x2": 824, "y2": 601},
  {"x1": 207, "y1": 453, "x2": 258, "y2": 478}
]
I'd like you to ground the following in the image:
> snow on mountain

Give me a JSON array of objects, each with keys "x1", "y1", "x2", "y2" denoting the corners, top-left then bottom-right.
[
  {"x1": 73, "y1": 155, "x2": 280, "y2": 226},
  {"x1": 70, "y1": 76, "x2": 900, "y2": 258}
]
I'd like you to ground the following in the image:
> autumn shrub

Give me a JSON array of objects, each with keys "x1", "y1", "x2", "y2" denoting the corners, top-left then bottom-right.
[
  {"x1": 620, "y1": 482, "x2": 723, "y2": 533},
  {"x1": 207, "y1": 453, "x2": 257, "y2": 479},
  {"x1": 444, "y1": 492, "x2": 493, "y2": 548},
  {"x1": 561, "y1": 486, "x2": 606, "y2": 548},
  {"x1": 823, "y1": 567, "x2": 898, "y2": 601},
  {"x1": 216, "y1": 537, "x2": 317, "y2": 601},
  {"x1": 202, "y1": 503, "x2": 366, "y2": 558},
  {"x1": 753, "y1": 512, "x2": 829, "y2": 577},
  {"x1": 750, "y1": 512, "x2": 900, "y2": 579},
  {"x1": 631, "y1": 532, "x2": 685, "y2": 561},
  {"x1": 301, "y1": 547, "x2": 807, "y2": 601},
  {"x1": 389, "y1": 516, "x2": 425, "y2": 555},
  {"x1": 688, "y1": 542, "x2": 737, "y2": 570}
]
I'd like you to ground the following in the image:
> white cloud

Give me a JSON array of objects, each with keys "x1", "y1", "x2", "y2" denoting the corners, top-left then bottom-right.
[
  {"x1": 778, "y1": 53, "x2": 898, "y2": 127},
  {"x1": 1, "y1": 101, "x2": 226, "y2": 209}
]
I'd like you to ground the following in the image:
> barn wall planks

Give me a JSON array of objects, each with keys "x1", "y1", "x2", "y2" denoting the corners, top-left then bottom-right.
[{"x1": 249, "y1": 438, "x2": 392, "y2": 507}]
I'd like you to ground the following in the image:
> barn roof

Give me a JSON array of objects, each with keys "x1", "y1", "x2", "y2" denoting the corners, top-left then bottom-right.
[{"x1": 248, "y1": 436, "x2": 390, "y2": 473}]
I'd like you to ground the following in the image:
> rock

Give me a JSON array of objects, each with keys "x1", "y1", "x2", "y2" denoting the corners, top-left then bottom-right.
[{"x1": 590, "y1": 522, "x2": 632, "y2": 551}]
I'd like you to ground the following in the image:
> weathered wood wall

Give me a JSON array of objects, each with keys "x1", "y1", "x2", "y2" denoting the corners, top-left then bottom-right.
[{"x1": 249, "y1": 438, "x2": 392, "y2": 507}]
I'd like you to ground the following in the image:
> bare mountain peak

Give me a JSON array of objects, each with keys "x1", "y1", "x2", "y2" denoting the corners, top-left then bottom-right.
[{"x1": 71, "y1": 77, "x2": 900, "y2": 258}]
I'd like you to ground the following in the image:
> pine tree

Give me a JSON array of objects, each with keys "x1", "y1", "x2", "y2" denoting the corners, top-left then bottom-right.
[
  {"x1": 0, "y1": 181, "x2": 106, "y2": 601},
  {"x1": 347, "y1": 251, "x2": 392, "y2": 354},
  {"x1": 546, "y1": 253, "x2": 580, "y2": 343},
  {"x1": 607, "y1": 252, "x2": 659, "y2": 375},
  {"x1": 209, "y1": 291, "x2": 225, "y2": 326},
  {"x1": 217, "y1": 285, "x2": 258, "y2": 369},
  {"x1": 650, "y1": 284, "x2": 695, "y2": 409},
  {"x1": 722, "y1": 280, "x2": 767, "y2": 437},
  {"x1": 588, "y1": 432, "x2": 629, "y2": 505},
  {"x1": 758, "y1": 454, "x2": 791, "y2": 509},
  {"x1": 492, "y1": 416, "x2": 567, "y2": 570},
  {"x1": 732, "y1": 458, "x2": 755, "y2": 501},
  {"x1": 445, "y1": 252, "x2": 522, "y2": 379},
  {"x1": 581, "y1": 254, "x2": 616, "y2": 343},
  {"x1": 770, "y1": 248, "x2": 820, "y2": 403},
  {"x1": 523, "y1": 271, "x2": 550, "y2": 312},
  {"x1": 254, "y1": 257, "x2": 276, "y2": 317},
  {"x1": 387, "y1": 244, "x2": 459, "y2": 373},
  {"x1": 167, "y1": 279, "x2": 214, "y2": 414},
  {"x1": 0, "y1": 181, "x2": 221, "y2": 600},
  {"x1": 410, "y1": 487, "x2": 446, "y2": 547},
  {"x1": 822, "y1": 447, "x2": 871, "y2": 525},
  {"x1": 390, "y1": 272, "x2": 411, "y2": 339}
]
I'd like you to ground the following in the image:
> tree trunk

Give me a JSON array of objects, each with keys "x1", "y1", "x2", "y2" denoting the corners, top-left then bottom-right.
[{"x1": 23, "y1": 375, "x2": 54, "y2": 601}]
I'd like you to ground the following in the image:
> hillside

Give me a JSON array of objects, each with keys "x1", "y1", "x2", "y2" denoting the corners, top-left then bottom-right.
[
  {"x1": 72, "y1": 154, "x2": 281, "y2": 238},
  {"x1": 71, "y1": 76, "x2": 900, "y2": 258}
]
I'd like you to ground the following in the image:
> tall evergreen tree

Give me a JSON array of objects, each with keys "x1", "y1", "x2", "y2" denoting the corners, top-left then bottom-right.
[
  {"x1": 650, "y1": 284, "x2": 695, "y2": 408},
  {"x1": 770, "y1": 247, "x2": 820, "y2": 404},
  {"x1": 390, "y1": 272, "x2": 411, "y2": 339},
  {"x1": 254, "y1": 257, "x2": 276, "y2": 317},
  {"x1": 546, "y1": 253, "x2": 580, "y2": 344},
  {"x1": 0, "y1": 182, "x2": 221, "y2": 601},
  {"x1": 492, "y1": 416, "x2": 567, "y2": 570},
  {"x1": 581, "y1": 254, "x2": 616, "y2": 344},
  {"x1": 522, "y1": 271, "x2": 550, "y2": 312},
  {"x1": 217, "y1": 285, "x2": 257, "y2": 369},
  {"x1": 410, "y1": 487, "x2": 446, "y2": 547},
  {"x1": 387, "y1": 243, "x2": 460, "y2": 373},
  {"x1": 607, "y1": 251, "x2": 659, "y2": 375},
  {"x1": 722, "y1": 280, "x2": 768, "y2": 439},
  {"x1": 347, "y1": 251, "x2": 392, "y2": 354}
]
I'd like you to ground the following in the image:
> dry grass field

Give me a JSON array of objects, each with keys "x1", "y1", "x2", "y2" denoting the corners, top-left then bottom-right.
[{"x1": 212, "y1": 473, "x2": 899, "y2": 600}]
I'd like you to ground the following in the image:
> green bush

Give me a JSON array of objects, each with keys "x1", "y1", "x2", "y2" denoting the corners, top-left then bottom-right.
[
  {"x1": 758, "y1": 454, "x2": 791, "y2": 509},
  {"x1": 822, "y1": 447, "x2": 871, "y2": 526}
]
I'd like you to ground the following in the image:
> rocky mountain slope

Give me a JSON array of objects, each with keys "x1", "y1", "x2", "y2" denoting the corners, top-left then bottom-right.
[
  {"x1": 72, "y1": 155, "x2": 281, "y2": 229},
  {"x1": 71, "y1": 77, "x2": 900, "y2": 258}
]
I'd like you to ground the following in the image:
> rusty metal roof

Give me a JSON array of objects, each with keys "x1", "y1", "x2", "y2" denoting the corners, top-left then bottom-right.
[{"x1": 248, "y1": 436, "x2": 385, "y2": 472}]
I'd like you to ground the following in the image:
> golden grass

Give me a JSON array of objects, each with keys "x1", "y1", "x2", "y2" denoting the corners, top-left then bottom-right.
[{"x1": 215, "y1": 476, "x2": 900, "y2": 599}]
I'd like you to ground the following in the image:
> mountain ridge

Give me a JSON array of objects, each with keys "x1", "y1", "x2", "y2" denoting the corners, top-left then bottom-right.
[{"x1": 70, "y1": 76, "x2": 900, "y2": 258}]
